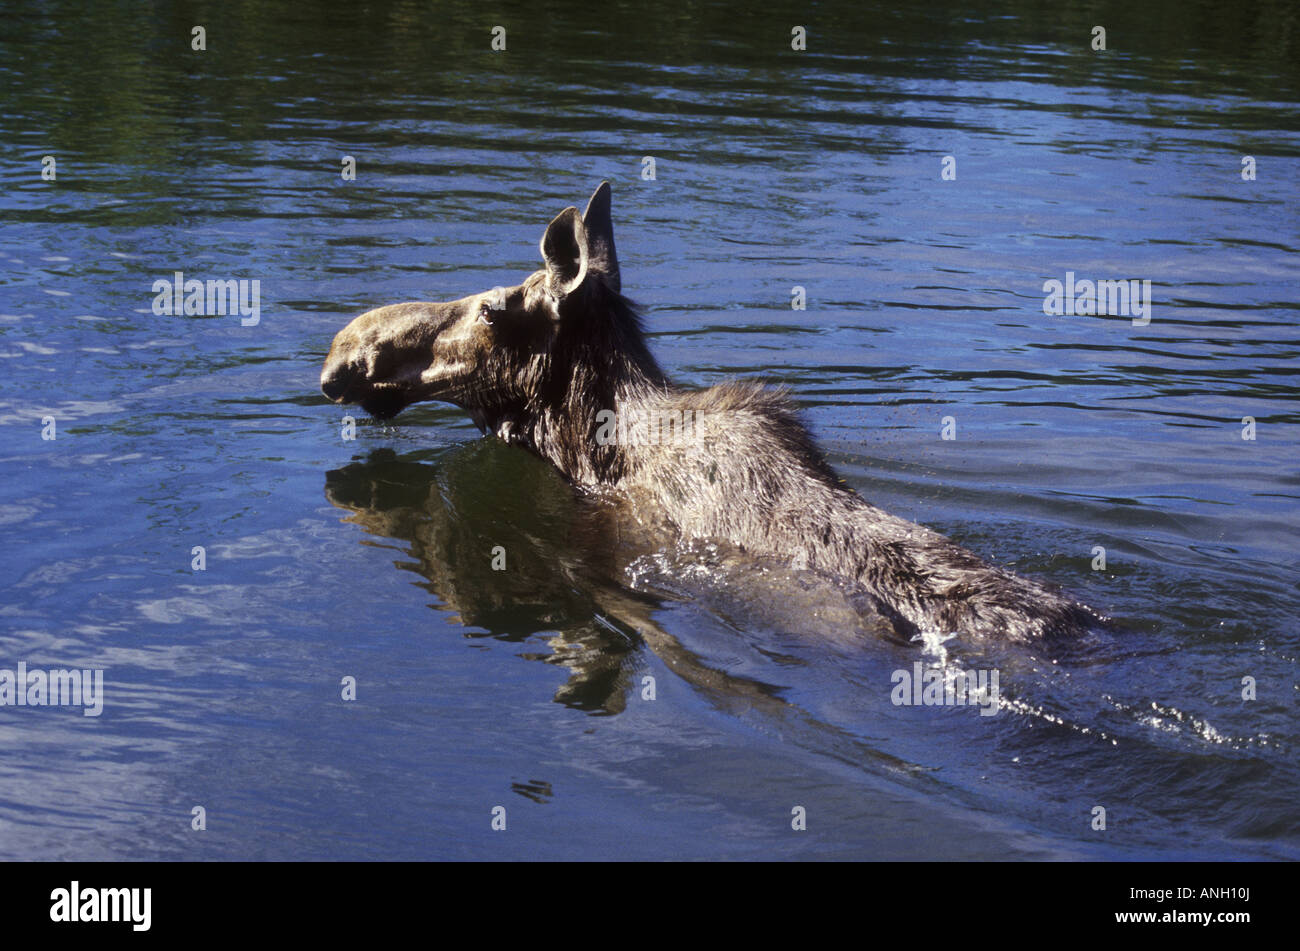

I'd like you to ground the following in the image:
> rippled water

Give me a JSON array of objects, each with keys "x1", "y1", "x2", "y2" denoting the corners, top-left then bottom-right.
[{"x1": 1, "y1": 0, "x2": 1297, "y2": 859}]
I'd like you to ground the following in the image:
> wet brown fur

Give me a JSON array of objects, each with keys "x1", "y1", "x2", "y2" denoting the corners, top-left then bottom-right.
[{"x1": 322, "y1": 183, "x2": 1103, "y2": 642}]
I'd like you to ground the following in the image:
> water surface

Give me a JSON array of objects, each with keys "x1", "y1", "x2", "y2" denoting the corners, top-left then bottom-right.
[{"x1": 1, "y1": 0, "x2": 1298, "y2": 859}]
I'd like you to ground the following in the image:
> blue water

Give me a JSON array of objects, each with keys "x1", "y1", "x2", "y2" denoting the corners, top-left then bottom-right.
[{"x1": 1, "y1": 0, "x2": 1297, "y2": 859}]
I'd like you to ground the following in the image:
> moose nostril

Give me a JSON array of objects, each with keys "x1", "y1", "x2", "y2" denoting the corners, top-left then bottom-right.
[{"x1": 320, "y1": 364, "x2": 352, "y2": 401}]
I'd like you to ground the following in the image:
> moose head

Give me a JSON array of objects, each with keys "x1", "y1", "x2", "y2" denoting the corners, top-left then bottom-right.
[{"x1": 320, "y1": 182, "x2": 659, "y2": 435}]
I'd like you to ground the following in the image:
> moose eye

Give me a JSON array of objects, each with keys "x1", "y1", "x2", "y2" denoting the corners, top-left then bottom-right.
[{"x1": 478, "y1": 286, "x2": 509, "y2": 327}]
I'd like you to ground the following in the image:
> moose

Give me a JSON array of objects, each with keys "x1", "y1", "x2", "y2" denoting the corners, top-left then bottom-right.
[{"x1": 321, "y1": 182, "x2": 1104, "y2": 643}]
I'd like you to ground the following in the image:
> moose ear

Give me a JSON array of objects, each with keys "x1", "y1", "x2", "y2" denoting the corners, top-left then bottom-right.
[
  {"x1": 581, "y1": 181, "x2": 620, "y2": 293},
  {"x1": 540, "y1": 206, "x2": 589, "y2": 298}
]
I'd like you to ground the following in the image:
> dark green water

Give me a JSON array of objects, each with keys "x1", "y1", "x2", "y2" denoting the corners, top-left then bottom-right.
[{"x1": 1, "y1": 0, "x2": 1297, "y2": 859}]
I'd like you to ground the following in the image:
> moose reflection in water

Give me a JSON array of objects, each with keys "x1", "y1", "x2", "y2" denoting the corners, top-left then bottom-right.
[{"x1": 323, "y1": 440, "x2": 819, "y2": 716}]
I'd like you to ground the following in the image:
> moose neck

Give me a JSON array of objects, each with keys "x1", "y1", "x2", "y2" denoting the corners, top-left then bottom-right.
[{"x1": 524, "y1": 289, "x2": 670, "y2": 486}]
